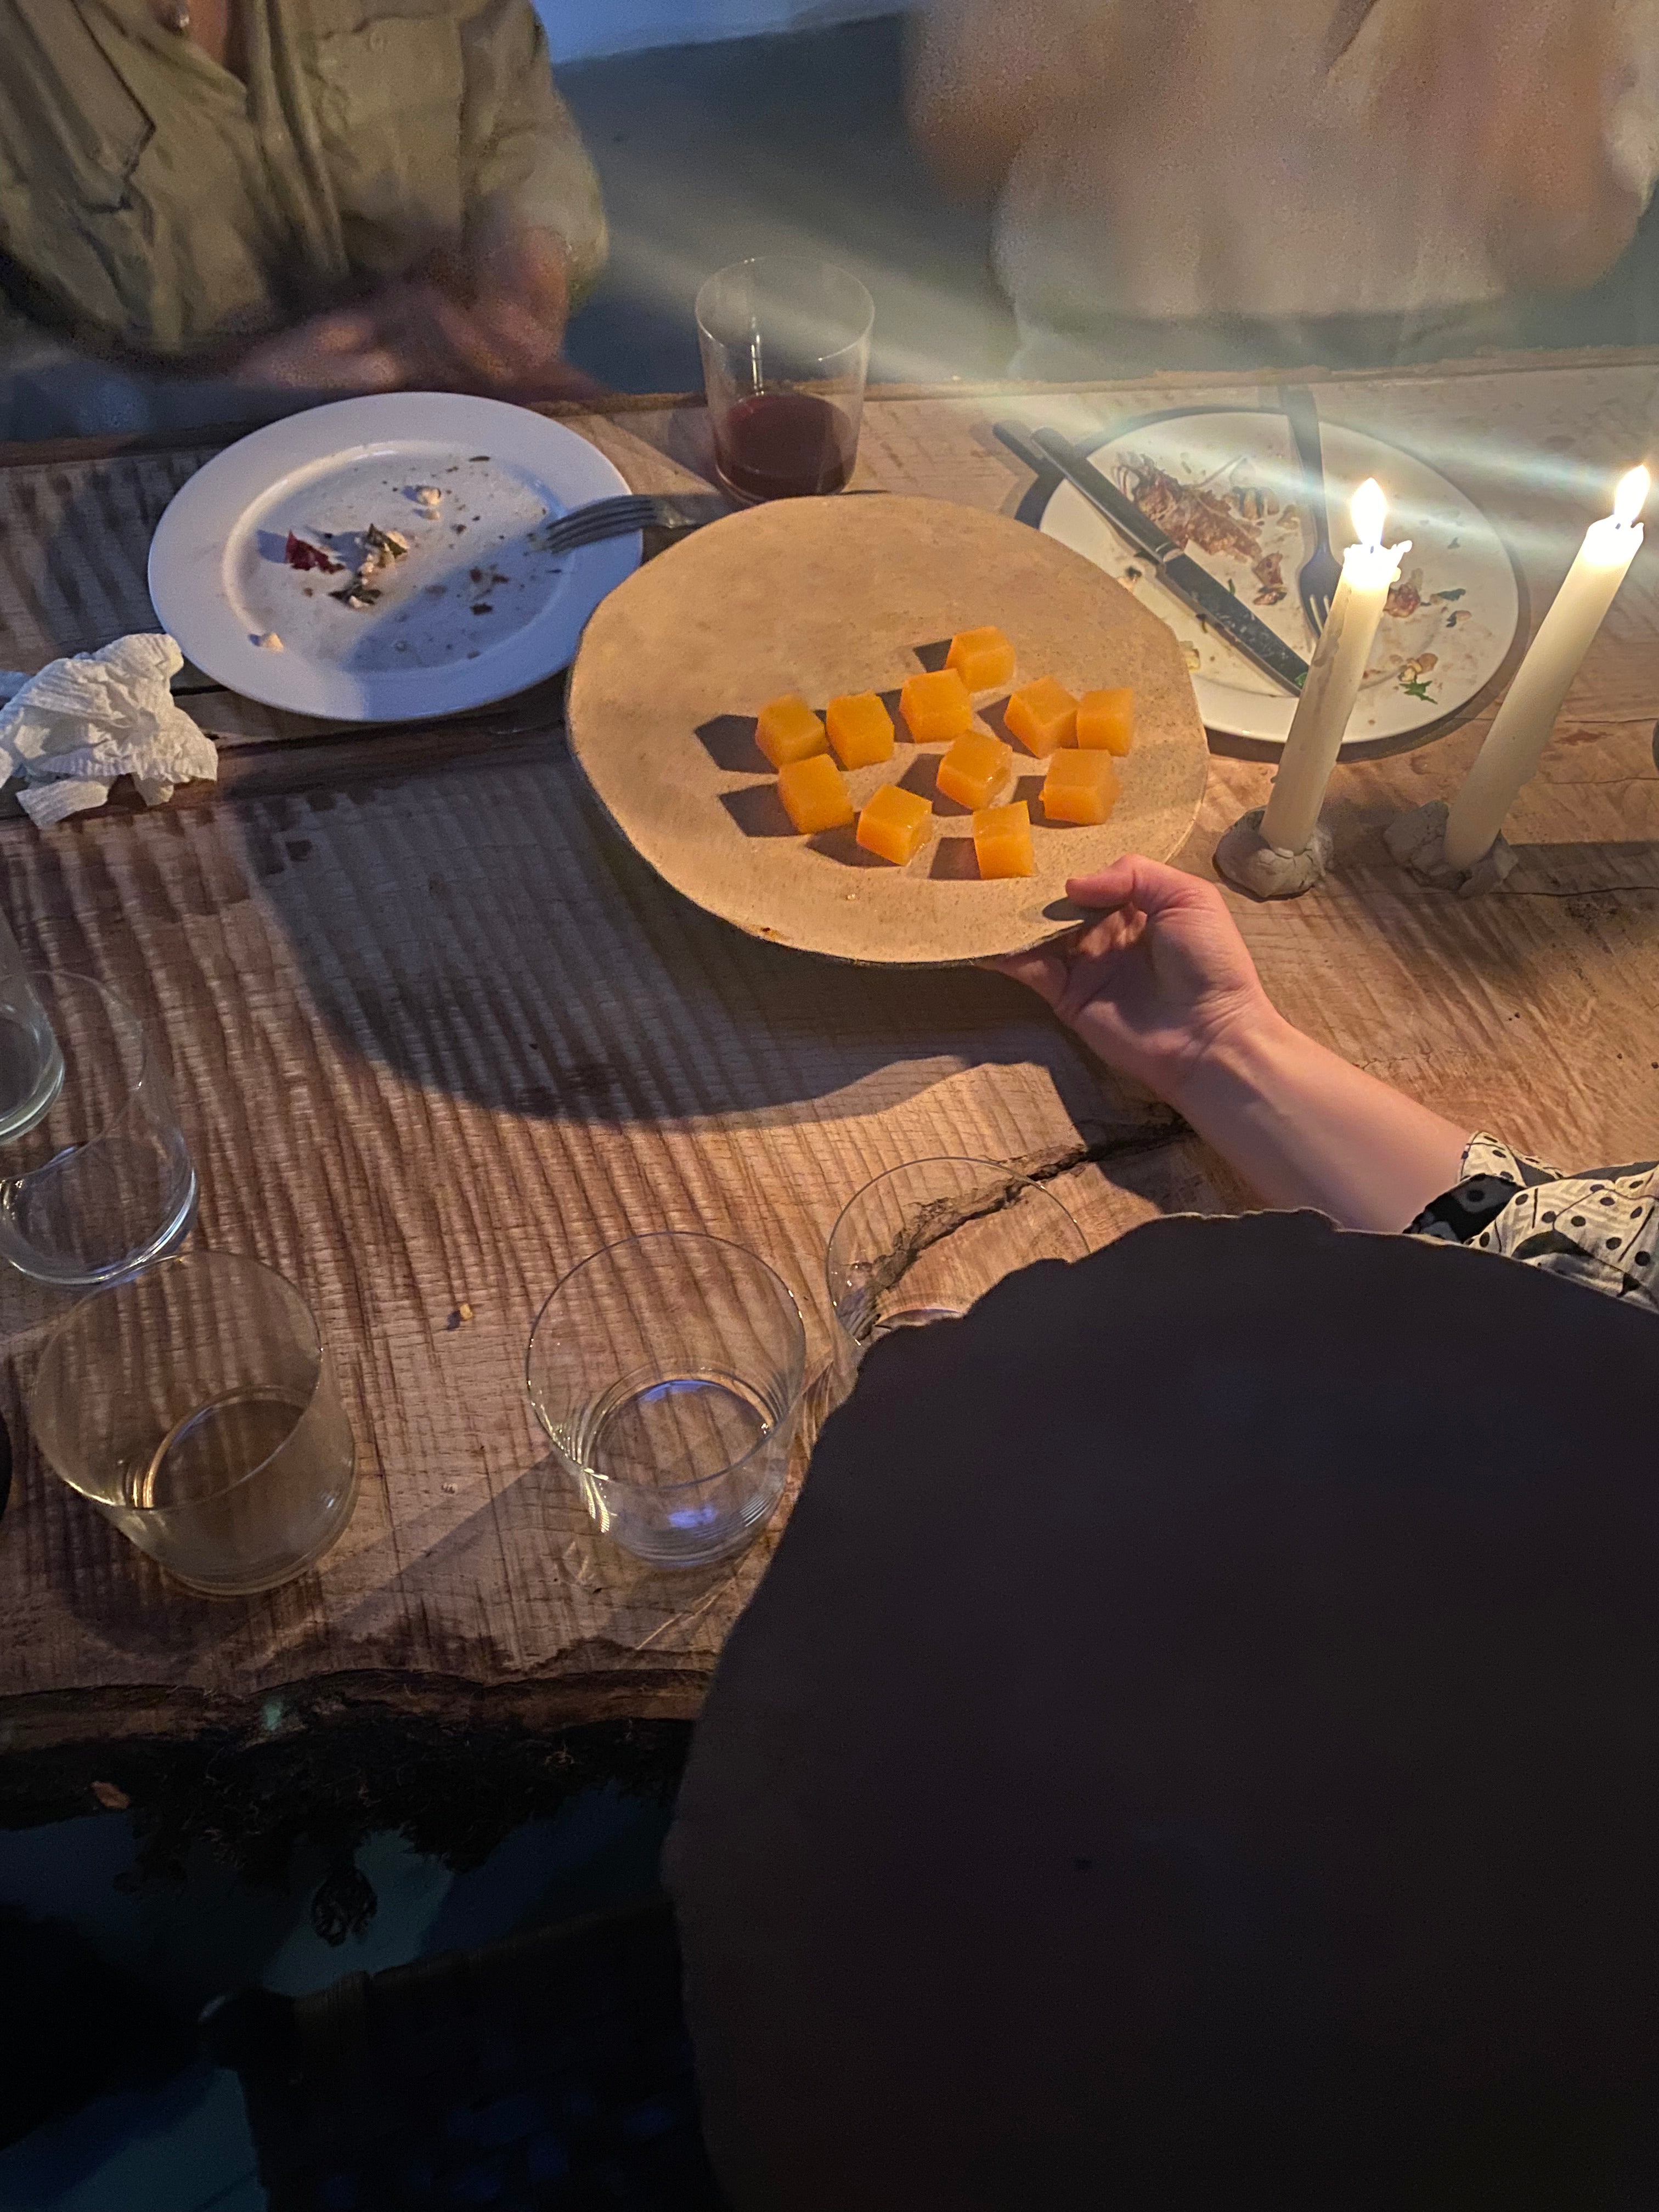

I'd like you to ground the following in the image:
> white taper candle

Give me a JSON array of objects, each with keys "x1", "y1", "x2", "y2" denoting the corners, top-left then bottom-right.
[
  {"x1": 1442, "y1": 466, "x2": 1649, "y2": 872},
  {"x1": 1260, "y1": 479, "x2": 1409, "y2": 856}
]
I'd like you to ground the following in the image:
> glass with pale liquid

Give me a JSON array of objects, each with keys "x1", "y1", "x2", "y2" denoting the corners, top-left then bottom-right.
[
  {"x1": 526, "y1": 1232, "x2": 806, "y2": 1569},
  {"x1": 29, "y1": 1251, "x2": 357, "y2": 1595}
]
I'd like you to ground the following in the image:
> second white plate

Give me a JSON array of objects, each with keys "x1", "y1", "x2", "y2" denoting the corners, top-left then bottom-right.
[
  {"x1": 149, "y1": 392, "x2": 641, "y2": 723},
  {"x1": 1035, "y1": 409, "x2": 1521, "y2": 749}
]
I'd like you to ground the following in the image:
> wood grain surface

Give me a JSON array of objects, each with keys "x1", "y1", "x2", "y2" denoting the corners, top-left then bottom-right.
[
  {"x1": 567, "y1": 495, "x2": 1206, "y2": 963},
  {"x1": 1, "y1": 357, "x2": 1657, "y2": 1835}
]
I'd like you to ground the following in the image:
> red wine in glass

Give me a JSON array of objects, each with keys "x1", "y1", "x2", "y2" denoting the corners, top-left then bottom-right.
[{"x1": 714, "y1": 391, "x2": 856, "y2": 501}]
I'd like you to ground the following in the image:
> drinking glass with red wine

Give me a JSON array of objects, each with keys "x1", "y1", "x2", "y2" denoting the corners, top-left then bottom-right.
[{"x1": 696, "y1": 257, "x2": 875, "y2": 503}]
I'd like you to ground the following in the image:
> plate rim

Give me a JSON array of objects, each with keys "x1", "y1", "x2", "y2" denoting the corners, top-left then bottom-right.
[
  {"x1": 1019, "y1": 404, "x2": 1530, "y2": 764},
  {"x1": 147, "y1": 391, "x2": 641, "y2": 724}
]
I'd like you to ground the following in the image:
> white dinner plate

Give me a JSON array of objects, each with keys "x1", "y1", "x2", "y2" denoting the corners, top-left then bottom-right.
[
  {"x1": 1034, "y1": 409, "x2": 1522, "y2": 751},
  {"x1": 149, "y1": 393, "x2": 641, "y2": 723}
]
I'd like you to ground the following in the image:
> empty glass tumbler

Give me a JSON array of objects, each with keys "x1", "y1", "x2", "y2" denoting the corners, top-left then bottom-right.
[
  {"x1": 0, "y1": 913, "x2": 63, "y2": 1143},
  {"x1": 526, "y1": 1232, "x2": 806, "y2": 1569},
  {"x1": 826, "y1": 1156, "x2": 1089, "y2": 1362},
  {"x1": 29, "y1": 1251, "x2": 358, "y2": 1596},
  {"x1": 696, "y1": 256, "x2": 874, "y2": 503},
  {"x1": 0, "y1": 971, "x2": 195, "y2": 1286}
]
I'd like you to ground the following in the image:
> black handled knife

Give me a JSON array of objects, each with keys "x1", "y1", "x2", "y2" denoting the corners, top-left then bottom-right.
[{"x1": 995, "y1": 422, "x2": 1308, "y2": 696}]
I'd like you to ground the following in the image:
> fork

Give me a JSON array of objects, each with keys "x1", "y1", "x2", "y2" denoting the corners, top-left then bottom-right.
[
  {"x1": 1281, "y1": 385, "x2": 1342, "y2": 643},
  {"x1": 535, "y1": 494, "x2": 706, "y2": 559}
]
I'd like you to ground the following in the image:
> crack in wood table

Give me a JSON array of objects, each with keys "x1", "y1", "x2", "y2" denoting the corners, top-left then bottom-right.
[{"x1": 1, "y1": 356, "x2": 1656, "y2": 1874}]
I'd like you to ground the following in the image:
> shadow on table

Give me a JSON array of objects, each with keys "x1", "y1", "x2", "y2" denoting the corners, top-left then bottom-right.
[
  {"x1": 5, "y1": 1288, "x2": 841, "y2": 1684},
  {"x1": 1499, "y1": 841, "x2": 1659, "y2": 897},
  {"x1": 1334, "y1": 827, "x2": 1659, "y2": 911},
  {"x1": 0, "y1": 1289, "x2": 228, "y2": 1676},
  {"x1": 325, "y1": 1449, "x2": 771, "y2": 1668},
  {"x1": 1, "y1": 1425, "x2": 346, "y2": 1677},
  {"x1": 13, "y1": 1402, "x2": 775, "y2": 1700},
  {"x1": 217, "y1": 759, "x2": 1117, "y2": 1132},
  {"x1": 303, "y1": 1358, "x2": 846, "y2": 1679}
]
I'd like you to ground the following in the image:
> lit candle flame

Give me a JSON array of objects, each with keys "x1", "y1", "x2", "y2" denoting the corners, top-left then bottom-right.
[
  {"x1": 1351, "y1": 477, "x2": 1388, "y2": 550},
  {"x1": 1613, "y1": 466, "x2": 1650, "y2": 529}
]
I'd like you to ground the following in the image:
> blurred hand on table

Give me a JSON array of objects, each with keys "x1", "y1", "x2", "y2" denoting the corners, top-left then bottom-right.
[
  {"x1": 233, "y1": 307, "x2": 406, "y2": 394},
  {"x1": 234, "y1": 225, "x2": 601, "y2": 403}
]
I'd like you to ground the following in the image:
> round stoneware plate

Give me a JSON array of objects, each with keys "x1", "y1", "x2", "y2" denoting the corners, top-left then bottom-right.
[
  {"x1": 566, "y1": 495, "x2": 1209, "y2": 967},
  {"x1": 1033, "y1": 410, "x2": 1521, "y2": 752},
  {"x1": 149, "y1": 392, "x2": 640, "y2": 721}
]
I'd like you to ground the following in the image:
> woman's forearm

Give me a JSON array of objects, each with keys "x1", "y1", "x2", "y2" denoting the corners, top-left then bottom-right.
[{"x1": 1170, "y1": 1008, "x2": 1472, "y2": 1232}]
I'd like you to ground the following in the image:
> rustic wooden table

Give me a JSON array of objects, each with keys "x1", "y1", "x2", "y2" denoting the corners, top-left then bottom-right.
[{"x1": 2, "y1": 358, "x2": 1656, "y2": 1874}]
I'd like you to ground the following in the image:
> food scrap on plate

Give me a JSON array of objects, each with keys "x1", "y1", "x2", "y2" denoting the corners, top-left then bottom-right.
[
  {"x1": 331, "y1": 522, "x2": 411, "y2": 611},
  {"x1": 283, "y1": 532, "x2": 340, "y2": 574}
]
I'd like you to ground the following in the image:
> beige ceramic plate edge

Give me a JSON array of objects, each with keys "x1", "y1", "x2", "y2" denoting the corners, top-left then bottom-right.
[{"x1": 566, "y1": 496, "x2": 1209, "y2": 967}]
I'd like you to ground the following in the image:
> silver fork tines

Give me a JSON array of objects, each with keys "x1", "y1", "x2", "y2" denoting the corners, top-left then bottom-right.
[
  {"x1": 1280, "y1": 386, "x2": 1342, "y2": 644},
  {"x1": 535, "y1": 496, "x2": 675, "y2": 560}
]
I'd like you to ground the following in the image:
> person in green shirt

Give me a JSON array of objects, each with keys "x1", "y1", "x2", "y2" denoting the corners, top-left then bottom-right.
[{"x1": 0, "y1": 0, "x2": 608, "y2": 435}]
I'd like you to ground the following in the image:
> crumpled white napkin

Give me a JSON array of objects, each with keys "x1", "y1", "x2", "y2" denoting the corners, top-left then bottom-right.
[{"x1": 0, "y1": 633, "x2": 218, "y2": 828}]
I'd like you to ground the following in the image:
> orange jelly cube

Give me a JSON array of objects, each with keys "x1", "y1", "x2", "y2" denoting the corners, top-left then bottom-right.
[
  {"x1": 1076, "y1": 687, "x2": 1136, "y2": 755},
  {"x1": 946, "y1": 625, "x2": 1016, "y2": 692},
  {"x1": 1005, "y1": 676, "x2": 1079, "y2": 757},
  {"x1": 778, "y1": 753, "x2": 854, "y2": 834},
  {"x1": 1041, "y1": 749, "x2": 1120, "y2": 825},
  {"x1": 935, "y1": 731, "x2": 1013, "y2": 811},
  {"x1": 973, "y1": 800, "x2": 1034, "y2": 879},
  {"x1": 757, "y1": 693, "x2": 827, "y2": 768},
  {"x1": 826, "y1": 691, "x2": 895, "y2": 770},
  {"x1": 899, "y1": 668, "x2": 974, "y2": 743},
  {"x1": 857, "y1": 782, "x2": 933, "y2": 865}
]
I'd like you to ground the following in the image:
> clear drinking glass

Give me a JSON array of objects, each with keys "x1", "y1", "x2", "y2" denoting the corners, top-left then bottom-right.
[
  {"x1": 696, "y1": 256, "x2": 875, "y2": 504},
  {"x1": 0, "y1": 916, "x2": 63, "y2": 1143},
  {"x1": 0, "y1": 971, "x2": 196, "y2": 1286},
  {"x1": 29, "y1": 1251, "x2": 358, "y2": 1596},
  {"x1": 826, "y1": 1156, "x2": 1089, "y2": 1364},
  {"x1": 526, "y1": 1232, "x2": 807, "y2": 1570}
]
